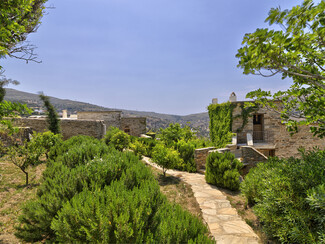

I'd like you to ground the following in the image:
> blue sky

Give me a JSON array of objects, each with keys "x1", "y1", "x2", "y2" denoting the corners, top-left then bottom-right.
[{"x1": 2, "y1": 0, "x2": 299, "y2": 115}]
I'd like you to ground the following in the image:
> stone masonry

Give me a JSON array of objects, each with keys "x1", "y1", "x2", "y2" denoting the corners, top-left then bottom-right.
[
  {"x1": 77, "y1": 111, "x2": 121, "y2": 129},
  {"x1": 13, "y1": 118, "x2": 106, "y2": 140},
  {"x1": 120, "y1": 117, "x2": 146, "y2": 137},
  {"x1": 194, "y1": 147, "x2": 216, "y2": 172},
  {"x1": 231, "y1": 101, "x2": 324, "y2": 158}
]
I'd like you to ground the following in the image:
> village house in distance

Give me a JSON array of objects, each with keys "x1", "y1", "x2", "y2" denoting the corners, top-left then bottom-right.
[
  {"x1": 226, "y1": 92, "x2": 324, "y2": 158},
  {"x1": 15, "y1": 110, "x2": 146, "y2": 139}
]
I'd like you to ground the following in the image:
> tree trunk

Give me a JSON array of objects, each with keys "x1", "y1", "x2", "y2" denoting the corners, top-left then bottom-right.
[{"x1": 22, "y1": 169, "x2": 28, "y2": 186}]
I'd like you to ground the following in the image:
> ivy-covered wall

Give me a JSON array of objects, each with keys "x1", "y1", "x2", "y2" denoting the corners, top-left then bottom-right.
[{"x1": 208, "y1": 102, "x2": 235, "y2": 148}]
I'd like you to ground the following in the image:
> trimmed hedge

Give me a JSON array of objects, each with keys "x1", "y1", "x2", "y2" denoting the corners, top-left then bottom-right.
[{"x1": 205, "y1": 151, "x2": 242, "y2": 191}]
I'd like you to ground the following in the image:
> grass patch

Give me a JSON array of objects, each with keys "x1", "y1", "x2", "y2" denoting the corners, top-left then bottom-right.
[{"x1": 0, "y1": 158, "x2": 46, "y2": 244}]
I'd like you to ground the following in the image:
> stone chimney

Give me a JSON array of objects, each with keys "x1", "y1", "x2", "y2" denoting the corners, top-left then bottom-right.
[
  {"x1": 229, "y1": 92, "x2": 237, "y2": 102},
  {"x1": 212, "y1": 98, "x2": 218, "y2": 104}
]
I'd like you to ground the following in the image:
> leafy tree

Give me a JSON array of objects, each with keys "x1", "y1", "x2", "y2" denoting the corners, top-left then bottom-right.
[
  {"x1": 159, "y1": 123, "x2": 195, "y2": 146},
  {"x1": 7, "y1": 136, "x2": 45, "y2": 186},
  {"x1": 236, "y1": 0, "x2": 325, "y2": 137},
  {"x1": 39, "y1": 93, "x2": 60, "y2": 134},
  {"x1": 0, "y1": 0, "x2": 47, "y2": 71},
  {"x1": 0, "y1": 0, "x2": 47, "y2": 130},
  {"x1": 152, "y1": 143, "x2": 182, "y2": 177},
  {"x1": 28, "y1": 131, "x2": 62, "y2": 159}
]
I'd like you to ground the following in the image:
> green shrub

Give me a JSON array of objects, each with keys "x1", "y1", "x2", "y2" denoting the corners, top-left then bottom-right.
[
  {"x1": 39, "y1": 93, "x2": 60, "y2": 134},
  {"x1": 130, "y1": 139, "x2": 147, "y2": 158},
  {"x1": 56, "y1": 141, "x2": 110, "y2": 168},
  {"x1": 154, "y1": 203, "x2": 214, "y2": 244},
  {"x1": 240, "y1": 149, "x2": 325, "y2": 243},
  {"x1": 104, "y1": 127, "x2": 130, "y2": 151},
  {"x1": 110, "y1": 131, "x2": 130, "y2": 151},
  {"x1": 28, "y1": 131, "x2": 62, "y2": 159},
  {"x1": 48, "y1": 135, "x2": 99, "y2": 161},
  {"x1": 205, "y1": 151, "x2": 242, "y2": 191},
  {"x1": 16, "y1": 136, "x2": 213, "y2": 243},
  {"x1": 175, "y1": 140, "x2": 196, "y2": 172},
  {"x1": 16, "y1": 149, "x2": 144, "y2": 241},
  {"x1": 51, "y1": 180, "x2": 164, "y2": 243},
  {"x1": 138, "y1": 137, "x2": 157, "y2": 157},
  {"x1": 152, "y1": 143, "x2": 183, "y2": 176},
  {"x1": 191, "y1": 137, "x2": 215, "y2": 149},
  {"x1": 104, "y1": 126, "x2": 122, "y2": 145},
  {"x1": 159, "y1": 123, "x2": 195, "y2": 146}
]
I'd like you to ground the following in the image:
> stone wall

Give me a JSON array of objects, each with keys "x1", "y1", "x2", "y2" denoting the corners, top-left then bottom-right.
[
  {"x1": 232, "y1": 102, "x2": 279, "y2": 144},
  {"x1": 77, "y1": 111, "x2": 121, "y2": 128},
  {"x1": 194, "y1": 147, "x2": 216, "y2": 172},
  {"x1": 274, "y1": 122, "x2": 325, "y2": 158},
  {"x1": 13, "y1": 118, "x2": 106, "y2": 140},
  {"x1": 231, "y1": 101, "x2": 324, "y2": 158},
  {"x1": 241, "y1": 146, "x2": 268, "y2": 164},
  {"x1": 120, "y1": 117, "x2": 146, "y2": 137}
]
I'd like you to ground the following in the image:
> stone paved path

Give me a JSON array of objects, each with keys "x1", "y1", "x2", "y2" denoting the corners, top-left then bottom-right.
[{"x1": 142, "y1": 157, "x2": 259, "y2": 244}]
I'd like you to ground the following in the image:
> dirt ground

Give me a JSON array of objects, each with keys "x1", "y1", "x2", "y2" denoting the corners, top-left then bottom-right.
[{"x1": 148, "y1": 166, "x2": 203, "y2": 220}]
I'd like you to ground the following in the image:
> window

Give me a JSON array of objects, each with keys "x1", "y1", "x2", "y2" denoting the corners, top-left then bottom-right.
[
  {"x1": 124, "y1": 126, "x2": 130, "y2": 134},
  {"x1": 253, "y1": 114, "x2": 263, "y2": 125}
]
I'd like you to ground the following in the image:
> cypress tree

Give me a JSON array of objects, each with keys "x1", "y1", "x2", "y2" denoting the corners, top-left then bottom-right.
[{"x1": 39, "y1": 93, "x2": 60, "y2": 134}]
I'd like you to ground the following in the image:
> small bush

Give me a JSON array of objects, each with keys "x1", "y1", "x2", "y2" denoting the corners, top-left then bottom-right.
[
  {"x1": 152, "y1": 143, "x2": 182, "y2": 176},
  {"x1": 138, "y1": 137, "x2": 157, "y2": 157},
  {"x1": 205, "y1": 151, "x2": 242, "y2": 191},
  {"x1": 104, "y1": 127, "x2": 130, "y2": 151},
  {"x1": 48, "y1": 135, "x2": 98, "y2": 161},
  {"x1": 240, "y1": 149, "x2": 325, "y2": 243},
  {"x1": 104, "y1": 126, "x2": 121, "y2": 145},
  {"x1": 29, "y1": 131, "x2": 62, "y2": 159},
  {"x1": 130, "y1": 139, "x2": 147, "y2": 158},
  {"x1": 175, "y1": 140, "x2": 196, "y2": 172},
  {"x1": 159, "y1": 123, "x2": 195, "y2": 146},
  {"x1": 110, "y1": 131, "x2": 130, "y2": 151}
]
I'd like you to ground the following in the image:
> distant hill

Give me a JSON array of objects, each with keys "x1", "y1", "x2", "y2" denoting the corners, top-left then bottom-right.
[{"x1": 4, "y1": 88, "x2": 210, "y2": 137}]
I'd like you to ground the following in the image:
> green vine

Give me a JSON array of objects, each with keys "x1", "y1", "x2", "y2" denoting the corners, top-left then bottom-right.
[
  {"x1": 208, "y1": 102, "x2": 235, "y2": 148},
  {"x1": 234, "y1": 103, "x2": 258, "y2": 133}
]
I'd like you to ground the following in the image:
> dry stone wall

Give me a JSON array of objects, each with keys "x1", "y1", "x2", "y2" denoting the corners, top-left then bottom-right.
[
  {"x1": 13, "y1": 118, "x2": 106, "y2": 140},
  {"x1": 274, "y1": 123, "x2": 325, "y2": 158},
  {"x1": 77, "y1": 111, "x2": 121, "y2": 128},
  {"x1": 120, "y1": 117, "x2": 146, "y2": 137},
  {"x1": 194, "y1": 147, "x2": 216, "y2": 172}
]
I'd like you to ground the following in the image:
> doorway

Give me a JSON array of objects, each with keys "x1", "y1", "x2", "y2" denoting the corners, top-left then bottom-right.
[{"x1": 253, "y1": 114, "x2": 264, "y2": 142}]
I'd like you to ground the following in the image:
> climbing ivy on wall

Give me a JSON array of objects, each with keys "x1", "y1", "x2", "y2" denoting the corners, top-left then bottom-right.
[
  {"x1": 208, "y1": 102, "x2": 235, "y2": 148},
  {"x1": 233, "y1": 103, "x2": 259, "y2": 133}
]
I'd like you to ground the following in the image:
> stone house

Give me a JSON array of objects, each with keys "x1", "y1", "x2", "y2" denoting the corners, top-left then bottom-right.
[
  {"x1": 229, "y1": 93, "x2": 325, "y2": 159},
  {"x1": 194, "y1": 93, "x2": 324, "y2": 173},
  {"x1": 13, "y1": 111, "x2": 146, "y2": 140}
]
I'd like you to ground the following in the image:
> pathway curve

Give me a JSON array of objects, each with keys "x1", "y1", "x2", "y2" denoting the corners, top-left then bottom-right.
[{"x1": 142, "y1": 157, "x2": 259, "y2": 244}]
